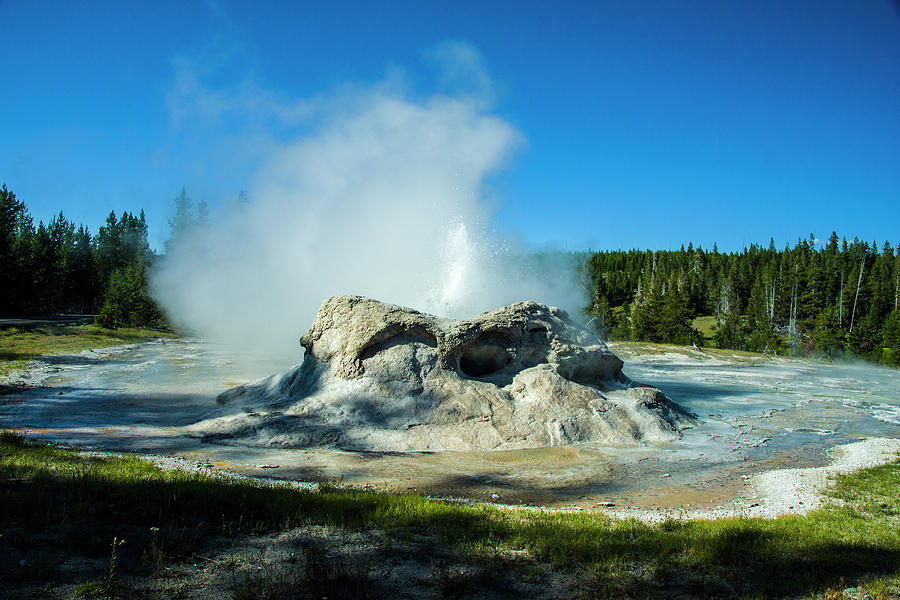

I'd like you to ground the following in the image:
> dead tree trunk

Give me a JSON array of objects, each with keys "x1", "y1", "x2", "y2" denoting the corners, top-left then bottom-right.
[
  {"x1": 839, "y1": 271, "x2": 843, "y2": 326},
  {"x1": 788, "y1": 265, "x2": 799, "y2": 351},
  {"x1": 769, "y1": 278, "x2": 776, "y2": 320},
  {"x1": 850, "y1": 254, "x2": 865, "y2": 334}
]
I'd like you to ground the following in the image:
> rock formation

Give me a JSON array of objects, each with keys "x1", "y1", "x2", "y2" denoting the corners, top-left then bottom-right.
[{"x1": 193, "y1": 295, "x2": 697, "y2": 451}]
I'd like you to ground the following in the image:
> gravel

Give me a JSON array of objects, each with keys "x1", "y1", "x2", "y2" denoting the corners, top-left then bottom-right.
[{"x1": 599, "y1": 437, "x2": 900, "y2": 522}]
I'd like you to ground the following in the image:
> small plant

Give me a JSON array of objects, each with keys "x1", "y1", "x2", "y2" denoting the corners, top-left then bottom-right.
[
  {"x1": 229, "y1": 550, "x2": 301, "y2": 600},
  {"x1": 146, "y1": 578, "x2": 189, "y2": 600},
  {"x1": 143, "y1": 526, "x2": 163, "y2": 574},
  {"x1": 141, "y1": 521, "x2": 204, "y2": 575},
  {"x1": 73, "y1": 536, "x2": 126, "y2": 598}
]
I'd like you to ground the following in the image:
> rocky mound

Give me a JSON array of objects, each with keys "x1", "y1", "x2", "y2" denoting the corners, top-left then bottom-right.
[{"x1": 193, "y1": 295, "x2": 697, "y2": 451}]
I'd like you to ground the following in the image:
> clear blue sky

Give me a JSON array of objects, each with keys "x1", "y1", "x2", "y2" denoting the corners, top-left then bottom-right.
[{"x1": 1, "y1": 0, "x2": 898, "y2": 252}]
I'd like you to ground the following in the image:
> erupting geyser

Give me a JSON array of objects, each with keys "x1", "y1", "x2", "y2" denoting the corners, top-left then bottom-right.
[{"x1": 192, "y1": 296, "x2": 697, "y2": 451}]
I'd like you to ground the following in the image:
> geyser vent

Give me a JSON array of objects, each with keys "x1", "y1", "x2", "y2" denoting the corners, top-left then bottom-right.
[{"x1": 458, "y1": 335, "x2": 510, "y2": 377}]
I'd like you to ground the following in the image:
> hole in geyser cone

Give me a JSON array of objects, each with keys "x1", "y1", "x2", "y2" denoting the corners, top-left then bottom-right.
[
  {"x1": 570, "y1": 364, "x2": 604, "y2": 386},
  {"x1": 459, "y1": 344, "x2": 509, "y2": 377}
]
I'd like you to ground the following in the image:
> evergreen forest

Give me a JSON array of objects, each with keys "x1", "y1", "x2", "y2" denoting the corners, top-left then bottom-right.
[
  {"x1": 0, "y1": 183, "x2": 190, "y2": 329},
  {"x1": 586, "y1": 236, "x2": 900, "y2": 366}
]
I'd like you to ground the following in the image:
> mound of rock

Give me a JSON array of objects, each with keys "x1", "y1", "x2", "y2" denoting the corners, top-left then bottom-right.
[{"x1": 193, "y1": 295, "x2": 697, "y2": 451}]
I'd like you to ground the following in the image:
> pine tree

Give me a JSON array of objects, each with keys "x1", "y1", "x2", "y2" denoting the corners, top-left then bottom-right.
[
  {"x1": 0, "y1": 184, "x2": 28, "y2": 312},
  {"x1": 884, "y1": 309, "x2": 900, "y2": 366},
  {"x1": 96, "y1": 263, "x2": 160, "y2": 328},
  {"x1": 629, "y1": 286, "x2": 660, "y2": 342},
  {"x1": 12, "y1": 211, "x2": 38, "y2": 313},
  {"x1": 70, "y1": 225, "x2": 97, "y2": 313},
  {"x1": 746, "y1": 277, "x2": 775, "y2": 352},
  {"x1": 589, "y1": 295, "x2": 613, "y2": 340},
  {"x1": 165, "y1": 187, "x2": 195, "y2": 254},
  {"x1": 659, "y1": 289, "x2": 700, "y2": 345},
  {"x1": 96, "y1": 210, "x2": 123, "y2": 287}
]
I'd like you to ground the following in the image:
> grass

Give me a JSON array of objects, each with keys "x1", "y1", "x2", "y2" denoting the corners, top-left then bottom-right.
[
  {"x1": 692, "y1": 315, "x2": 718, "y2": 343},
  {"x1": 72, "y1": 537, "x2": 125, "y2": 598},
  {"x1": 1, "y1": 431, "x2": 898, "y2": 599},
  {"x1": 610, "y1": 340, "x2": 772, "y2": 364},
  {"x1": 0, "y1": 323, "x2": 173, "y2": 377},
  {"x1": 229, "y1": 542, "x2": 376, "y2": 600}
]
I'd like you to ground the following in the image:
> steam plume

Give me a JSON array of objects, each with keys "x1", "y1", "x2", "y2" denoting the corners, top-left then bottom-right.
[{"x1": 151, "y1": 48, "x2": 585, "y2": 362}]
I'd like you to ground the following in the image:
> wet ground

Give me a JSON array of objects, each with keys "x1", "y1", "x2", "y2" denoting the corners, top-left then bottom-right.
[{"x1": 1, "y1": 339, "x2": 898, "y2": 511}]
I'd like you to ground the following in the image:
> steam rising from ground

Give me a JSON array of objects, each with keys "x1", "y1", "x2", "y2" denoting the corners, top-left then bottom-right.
[{"x1": 151, "y1": 52, "x2": 586, "y2": 362}]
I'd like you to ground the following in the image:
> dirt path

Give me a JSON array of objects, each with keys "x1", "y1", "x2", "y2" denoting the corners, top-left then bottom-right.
[{"x1": 0, "y1": 315, "x2": 95, "y2": 329}]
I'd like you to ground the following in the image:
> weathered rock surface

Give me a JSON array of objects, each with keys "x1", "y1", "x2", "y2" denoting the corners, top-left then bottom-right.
[{"x1": 193, "y1": 295, "x2": 697, "y2": 451}]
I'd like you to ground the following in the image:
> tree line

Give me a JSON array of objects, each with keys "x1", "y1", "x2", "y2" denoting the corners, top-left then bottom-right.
[
  {"x1": 0, "y1": 183, "x2": 201, "y2": 329},
  {"x1": 4, "y1": 180, "x2": 900, "y2": 366},
  {"x1": 586, "y1": 235, "x2": 900, "y2": 365}
]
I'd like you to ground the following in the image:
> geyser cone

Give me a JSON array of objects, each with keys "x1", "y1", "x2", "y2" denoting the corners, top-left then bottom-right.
[{"x1": 192, "y1": 295, "x2": 698, "y2": 452}]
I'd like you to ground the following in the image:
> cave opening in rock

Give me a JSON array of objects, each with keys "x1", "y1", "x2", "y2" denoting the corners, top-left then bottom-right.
[
  {"x1": 459, "y1": 343, "x2": 509, "y2": 377},
  {"x1": 571, "y1": 364, "x2": 601, "y2": 386}
]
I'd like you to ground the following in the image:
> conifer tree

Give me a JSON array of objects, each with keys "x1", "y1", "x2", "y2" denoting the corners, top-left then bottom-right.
[{"x1": 165, "y1": 187, "x2": 195, "y2": 254}]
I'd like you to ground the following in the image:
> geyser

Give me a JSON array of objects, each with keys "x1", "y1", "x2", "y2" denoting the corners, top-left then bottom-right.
[
  {"x1": 192, "y1": 295, "x2": 698, "y2": 452},
  {"x1": 150, "y1": 47, "x2": 585, "y2": 362}
]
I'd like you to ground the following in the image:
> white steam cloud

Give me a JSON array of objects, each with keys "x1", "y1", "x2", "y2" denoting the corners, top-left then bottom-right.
[{"x1": 151, "y1": 46, "x2": 586, "y2": 363}]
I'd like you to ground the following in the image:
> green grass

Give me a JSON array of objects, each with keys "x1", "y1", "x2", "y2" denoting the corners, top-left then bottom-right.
[
  {"x1": 611, "y1": 339, "x2": 774, "y2": 363},
  {"x1": 1, "y1": 431, "x2": 898, "y2": 598},
  {"x1": 692, "y1": 315, "x2": 718, "y2": 343},
  {"x1": 0, "y1": 324, "x2": 173, "y2": 377}
]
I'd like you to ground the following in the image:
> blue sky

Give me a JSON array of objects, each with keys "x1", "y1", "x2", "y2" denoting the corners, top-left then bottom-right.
[{"x1": 1, "y1": 0, "x2": 898, "y2": 253}]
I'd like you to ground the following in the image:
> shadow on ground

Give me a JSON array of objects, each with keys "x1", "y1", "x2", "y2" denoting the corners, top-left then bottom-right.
[{"x1": 2, "y1": 438, "x2": 897, "y2": 599}]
